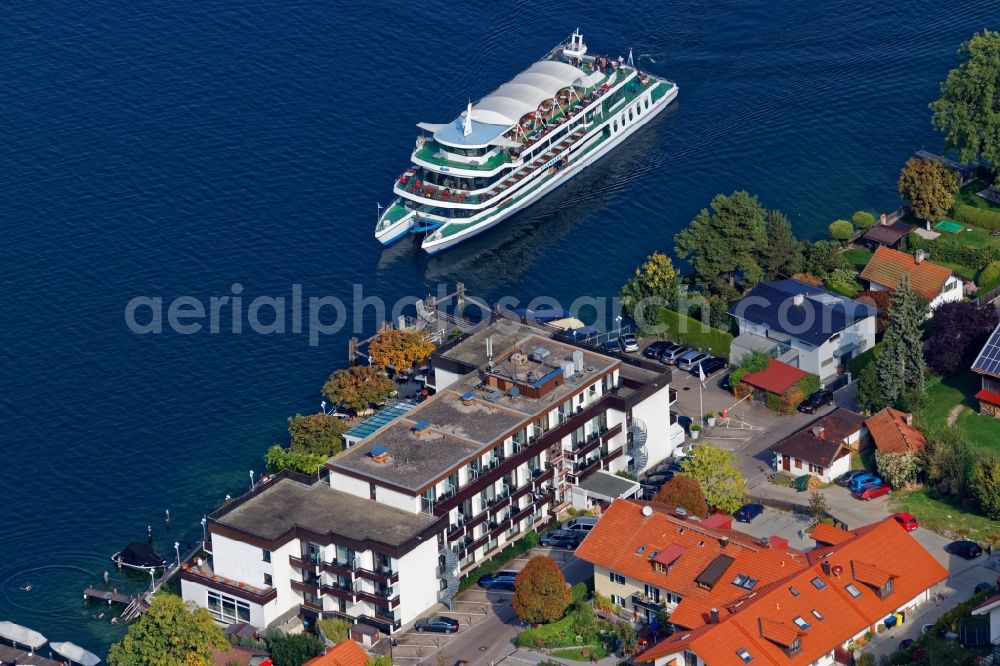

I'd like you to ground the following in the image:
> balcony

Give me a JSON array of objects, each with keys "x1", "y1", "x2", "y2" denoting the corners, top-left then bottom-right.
[
  {"x1": 355, "y1": 567, "x2": 399, "y2": 586},
  {"x1": 669, "y1": 388, "x2": 678, "y2": 405},
  {"x1": 321, "y1": 559, "x2": 358, "y2": 577},
  {"x1": 180, "y1": 563, "x2": 277, "y2": 605},
  {"x1": 321, "y1": 584, "x2": 356, "y2": 602},
  {"x1": 632, "y1": 593, "x2": 666, "y2": 612},
  {"x1": 291, "y1": 580, "x2": 322, "y2": 598},
  {"x1": 289, "y1": 554, "x2": 321, "y2": 573},
  {"x1": 355, "y1": 589, "x2": 401, "y2": 610}
]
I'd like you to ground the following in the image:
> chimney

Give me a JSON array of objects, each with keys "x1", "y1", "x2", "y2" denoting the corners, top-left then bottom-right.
[
  {"x1": 811, "y1": 426, "x2": 825, "y2": 439},
  {"x1": 793, "y1": 293, "x2": 805, "y2": 307},
  {"x1": 719, "y1": 536, "x2": 730, "y2": 549},
  {"x1": 905, "y1": 412, "x2": 914, "y2": 427},
  {"x1": 915, "y1": 250, "x2": 925, "y2": 264},
  {"x1": 709, "y1": 608, "x2": 720, "y2": 624},
  {"x1": 821, "y1": 560, "x2": 831, "y2": 575}
]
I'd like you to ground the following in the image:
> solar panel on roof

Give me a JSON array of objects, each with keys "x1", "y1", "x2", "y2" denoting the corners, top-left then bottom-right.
[{"x1": 972, "y1": 324, "x2": 1000, "y2": 376}]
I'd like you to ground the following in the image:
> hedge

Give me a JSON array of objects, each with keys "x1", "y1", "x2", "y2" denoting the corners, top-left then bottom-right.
[
  {"x1": 980, "y1": 261, "x2": 1000, "y2": 293},
  {"x1": 655, "y1": 307, "x2": 734, "y2": 358},
  {"x1": 954, "y1": 203, "x2": 1000, "y2": 231},
  {"x1": 908, "y1": 233, "x2": 1000, "y2": 272},
  {"x1": 458, "y1": 530, "x2": 539, "y2": 592}
]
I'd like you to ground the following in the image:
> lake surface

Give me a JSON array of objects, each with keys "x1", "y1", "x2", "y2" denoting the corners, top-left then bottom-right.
[{"x1": 0, "y1": 0, "x2": 993, "y2": 655}]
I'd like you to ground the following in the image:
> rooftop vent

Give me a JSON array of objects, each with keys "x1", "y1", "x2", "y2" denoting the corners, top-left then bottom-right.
[
  {"x1": 675, "y1": 507, "x2": 688, "y2": 518},
  {"x1": 812, "y1": 426, "x2": 825, "y2": 438},
  {"x1": 511, "y1": 351, "x2": 529, "y2": 365},
  {"x1": 821, "y1": 560, "x2": 831, "y2": 575},
  {"x1": 915, "y1": 249, "x2": 926, "y2": 264},
  {"x1": 710, "y1": 608, "x2": 720, "y2": 624},
  {"x1": 412, "y1": 420, "x2": 431, "y2": 437},
  {"x1": 793, "y1": 293, "x2": 805, "y2": 307},
  {"x1": 573, "y1": 350, "x2": 584, "y2": 373},
  {"x1": 461, "y1": 391, "x2": 475, "y2": 405},
  {"x1": 369, "y1": 446, "x2": 389, "y2": 463},
  {"x1": 562, "y1": 360, "x2": 576, "y2": 379},
  {"x1": 530, "y1": 347, "x2": 551, "y2": 362}
]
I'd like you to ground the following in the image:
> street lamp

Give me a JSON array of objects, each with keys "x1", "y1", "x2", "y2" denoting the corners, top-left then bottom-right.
[
  {"x1": 200, "y1": 517, "x2": 207, "y2": 548},
  {"x1": 249, "y1": 469, "x2": 255, "y2": 490},
  {"x1": 174, "y1": 541, "x2": 180, "y2": 568}
]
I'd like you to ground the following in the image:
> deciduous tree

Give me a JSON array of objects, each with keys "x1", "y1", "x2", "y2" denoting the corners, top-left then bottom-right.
[
  {"x1": 875, "y1": 277, "x2": 927, "y2": 408},
  {"x1": 922, "y1": 427, "x2": 973, "y2": 503},
  {"x1": 368, "y1": 329, "x2": 436, "y2": 373},
  {"x1": 323, "y1": 365, "x2": 397, "y2": 412},
  {"x1": 762, "y1": 210, "x2": 804, "y2": 279},
  {"x1": 875, "y1": 451, "x2": 920, "y2": 489},
  {"x1": 808, "y1": 491, "x2": 829, "y2": 521},
  {"x1": 930, "y1": 29, "x2": 1000, "y2": 174},
  {"x1": 828, "y1": 219, "x2": 854, "y2": 244},
  {"x1": 674, "y1": 191, "x2": 769, "y2": 295},
  {"x1": 265, "y1": 444, "x2": 326, "y2": 475},
  {"x1": 268, "y1": 632, "x2": 323, "y2": 666},
  {"x1": 288, "y1": 413, "x2": 347, "y2": 457},
  {"x1": 679, "y1": 443, "x2": 747, "y2": 513},
  {"x1": 653, "y1": 475, "x2": 709, "y2": 518},
  {"x1": 620, "y1": 251, "x2": 681, "y2": 324},
  {"x1": 897, "y1": 157, "x2": 959, "y2": 222},
  {"x1": 803, "y1": 241, "x2": 848, "y2": 279},
  {"x1": 925, "y1": 301, "x2": 999, "y2": 375},
  {"x1": 856, "y1": 290, "x2": 892, "y2": 334},
  {"x1": 852, "y1": 211, "x2": 876, "y2": 230},
  {"x1": 512, "y1": 556, "x2": 571, "y2": 624},
  {"x1": 107, "y1": 595, "x2": 227, "y2": 666},
  {"x1": 971, "y1": 455, "x2": 1000, "y2": 520}
]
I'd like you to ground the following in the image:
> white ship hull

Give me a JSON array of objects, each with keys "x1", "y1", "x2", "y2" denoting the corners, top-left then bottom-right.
[{"x1": 421, "y1": 84, "x2": 677, "y2": 254}]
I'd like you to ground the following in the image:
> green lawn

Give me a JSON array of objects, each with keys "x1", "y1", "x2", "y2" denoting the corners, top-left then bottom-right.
[
  {"x1": 891, "y1": 487, "x2": 999, "y2": 542},
  {"x1": 921, "y1": 370, "x2": 1000, "y2": 456},
  {"x1": 956, "y1": 180, "x2": 1000, "y2": 212},
  {"x1": 932, "y1": 259, "x2": 979, "y2": 281},
  {"x1": 843, "y1": 247, "x2": 873, "y2": 272},
  {"x1": 549, "y1": 645, "x2": 610, "y2": 661}
]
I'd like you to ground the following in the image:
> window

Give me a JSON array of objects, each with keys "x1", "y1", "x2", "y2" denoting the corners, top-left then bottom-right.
[
  {"x1": 263, "y1": 573, "x2": 273, "y2": 587},
  {"x1": 645, "y1": 98, "x2": 650, "y2": 109},
  {"x1": 667, "y1": 592, "x2": 682, "y2": 604},
  {"x1": 793, "y1": 616, "x2": 810, "y2": 630},
  {"x1": 629, "y1": 109, "x2": 634, "y2": 121},
  {"x1": 880, "y1": 579, "x2": 894, "y2": 597},
  {"x1": 644, "y1": 584, "x2": 660, "y2": 602},
  {"x1": 809, "y1": 464, "x2": 825, "y2": 475},
  {"x1": 684, "y1": 651, "x2": 698, "y2": 666},
  {"x1": 206, "y1": 591, "x2": 251, "y2": 624},
  {"x1": 736, "y1": 648, "x2": 754, "y2": 663},
  {"x1": 787, "y1": 637, "x2": 802, "y2": 656},
  {"x1": 612, "y1": 120, "x2": 618, "y2": 132},
  {"x1": 732, "y1": 574, "x2": 758, "y2": 590},
  {"x1": 788, "y1": 586, "x2": 800, "y2": 597},
  {"x1": 794, "y1": 458, "x2": 803, "y2": 469},
  {"x1": 811, "y1": 609, "x2": 825, "y2": 621},
  {"x1": 845, "y1": 583, "x2": 862, "y2": 598},
  {"x1": 822, "y1": 356, "x2": 835, "y2": 367},
  {"x1": 611, "y1": 594, "x2": 625, "y2": 606},
  {"x1": 262, "y1": 549, "x2": 271, "y2": 563},
  {"x1": 610, "y1": 571, "x2": 625, "y2": 585},
  {"x1": 811, "y1": 577, "x2": 827, "y2": 590},
  {"x1": 830, "y1": 333, "x2": 841, "y2": 343}
]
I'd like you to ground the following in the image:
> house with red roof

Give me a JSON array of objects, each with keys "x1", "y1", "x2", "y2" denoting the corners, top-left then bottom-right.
[
  {"x1": 971, "y1": 321, "x2": 1000, "y2": 418},
  {"x1": 864, "y1": 408, "x2": 926, "y2": 455},
  {"x1": 631, "y1": 517, "x2": 948, "y2": 666},
  {"x1": 860, "y1": 246, "x2": 963, "y2": 314},
  {"x1": 971, "y1": 592, "x2": 1000, "y2": 653},
  {"x1": 304, "y1": 640, "x2": 369, "y2": 666}
]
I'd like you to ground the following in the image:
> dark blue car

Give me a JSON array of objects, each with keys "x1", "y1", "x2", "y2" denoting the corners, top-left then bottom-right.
[
  {"x1": 735, "y1": 503, "x2": 765, "y2": 523},
  {"x1": 477, "y1": 570, "x2": 518, "y2": 591}
]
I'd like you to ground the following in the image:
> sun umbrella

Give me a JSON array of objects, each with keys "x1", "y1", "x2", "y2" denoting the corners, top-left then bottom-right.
[
  {"x1": 50, "y1": 641, "x2": 102, "y2": 666},
  {"x1": 0, "y1": 620, "x2": 47, "y2": 650}
]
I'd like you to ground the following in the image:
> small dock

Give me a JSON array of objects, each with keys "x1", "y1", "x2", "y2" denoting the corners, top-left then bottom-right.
[
  {"x1": 83, "y1": 587, "x2": 136, "y2": 605},
  {"x1": 0, "y1": 644, "x2": 62, "y2": 666}
]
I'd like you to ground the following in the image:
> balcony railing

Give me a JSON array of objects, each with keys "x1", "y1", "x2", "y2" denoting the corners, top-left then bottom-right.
[
  {"x1": 355, "y1": 567, "x2": 399, "y2": 586},
  {"x1": 179, "y1": 565, "x2": 277, "y2": 605},
  {"x1": 632, "y1": 593, "x2": 666, "y2": 612}
]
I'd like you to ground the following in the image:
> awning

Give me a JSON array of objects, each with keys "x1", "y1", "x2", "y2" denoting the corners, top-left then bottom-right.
[
  {"x1": 833, "y1": 344, "x2": 858, "y2": 358},
  {"x1": 50, "y1": 642, "x2": 101, "y2": 666},
  {"x1": 416, "y1": 122, "x2": 445, "y2": 132},
  {"x1": 0, "y1": 621, "x2": 47, "y2": 650}
]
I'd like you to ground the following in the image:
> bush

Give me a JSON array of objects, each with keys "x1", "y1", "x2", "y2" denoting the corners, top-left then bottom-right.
[
  {"x1": 980, "y1": 261, "x2": 1000, "y2": 292},
  {"x1": 825, "y1": 268, "x2": 861, "y2": 297},
  {"x1": 654, "y1": 307, "x2": 734, "y2": 358},
  {"x1": 458, "y1": 531, "x2": 539, "y2": 592},
  {"x1": 512, "y1": 556, "x2": 571, "y2": 624},
  {"x1": 829, "y1": 219, "x2": 854, "y2": 243},
  {"x1": 852, "y1": 211, "x2": 876, "y2": 229},
  {"x1": 908, "y1": 232, "x2": 1000, "y2": 271},
  {"x1": 954, "y1": 203, "x2": 1000, "y2": 230},
  {"x1": 653, "y1": 476, "x2": 709, "y2": 517},
  {"x1": 267, "y1": 632, "x2": 323, "y2": 666},
  {"x1": 316, "y1": 618, "x2": 350, "y2": 644}
]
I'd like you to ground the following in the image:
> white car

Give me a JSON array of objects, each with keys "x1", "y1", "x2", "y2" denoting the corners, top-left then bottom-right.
[
  {"x1": 619, "y1": 334, "x2": 639, "y2": 353},
  {"x1": 677, "y1": 350, "x2": 710, "y2": 371}
]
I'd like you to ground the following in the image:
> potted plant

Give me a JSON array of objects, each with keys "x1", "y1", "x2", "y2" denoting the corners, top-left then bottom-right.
[
  {"x1": 705, "y1": 412, "x2": 716, "y2": 427},
  {"x1": 689, "y1": 424, "x2": 701, "y2": 440}
]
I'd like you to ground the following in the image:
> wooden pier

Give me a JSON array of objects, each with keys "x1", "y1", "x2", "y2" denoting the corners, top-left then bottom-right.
[
  {"x1": 0, "y1": 644, "x2": 62, "y2": 666},
  {"x1": 83, "y1": 541, "x2": 203, "y2": 623}
]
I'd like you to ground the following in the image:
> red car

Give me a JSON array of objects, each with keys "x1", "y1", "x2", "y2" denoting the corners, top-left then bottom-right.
[
  {"x1": 856, "y1": 483, "x2": 891, "y2": 500},
  {"x1": 891, "y1": 512, "x2": 919, "y2": 531}
]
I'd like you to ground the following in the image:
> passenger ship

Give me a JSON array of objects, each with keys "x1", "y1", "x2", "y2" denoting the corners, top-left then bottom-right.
[{"x1": 375, "y1": 30, "x2": 678, "y2": 253}]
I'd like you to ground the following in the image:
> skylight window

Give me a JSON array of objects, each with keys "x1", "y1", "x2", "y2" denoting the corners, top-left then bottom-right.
[
  {"x1": 732, "y1": 574, "x2": 758, "y2": 590},
  {"x1": 811, "y1": 577, "x2": 827, "y2": 590},
  {"x1": 635, "y1": 545, "x2": 646, "y2": 555},
  {"x1": 788, "y1": 586, "x2": 800, "y2": 597},
  {"x1": 736, "y1": 648, "x2": 753, "y2": 663},
  {"x1": 845, "y1": 583, "x2": 862, "y2": 598},
  {"x1": 811, "y1": 609, "x2": 825, "y2": 621},
  {"x1": 793, "y1": 616, "x2": 810, "y2": 630}
]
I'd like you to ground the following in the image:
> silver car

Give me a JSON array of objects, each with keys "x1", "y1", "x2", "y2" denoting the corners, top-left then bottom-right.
[{"x1": 677, "y1": 350, "x2": 710, "y2": 371}]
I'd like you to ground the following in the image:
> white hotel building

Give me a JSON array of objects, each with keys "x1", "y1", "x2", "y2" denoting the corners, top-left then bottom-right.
[{"x1": 182, "y1": 318, "x2": 683, "y2": 632}]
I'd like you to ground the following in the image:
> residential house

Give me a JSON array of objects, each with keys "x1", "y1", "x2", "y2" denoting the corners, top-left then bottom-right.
[
  {"x1": 304, "y1": 640, "x2": 369, "y2": 666},
  {"x1": 971, "y1": 593, "x2": 1000, "y2": 662},
  {"x1": 182, "y1": 317, "x2": 681, "y2": 633},
  {"x1": 634, "y1": 518, "x2": 949, "y2": 666},
  {"x1": 860, "y1": 246, "x2": 963, "y2": 314},
  {"x1": 971, "y1": 322, "x2": 1000, "y2": 418},
  {"x1": 859, "y1": 221, "x2": 914, "y2": 252},
  {"x1": 737, "y1": 358, "x2": 810, "y2": 411},
  {"x1": 729, "y1": 279, "x2": 877, "y2": 381},
  {"x1": 865, "y1": 407, "x2": 927, "y2": 456},
  {"x1": 770, "y1": 408, "x2": 866, "y2": 482}
]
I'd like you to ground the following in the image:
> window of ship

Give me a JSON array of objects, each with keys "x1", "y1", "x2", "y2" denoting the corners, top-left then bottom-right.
[
  {"x1": 636, "y1": 102, "x2": 641, "y2": 115},
  {"x1": 621, "y1": 113, "x2": 626, "y2": 126},
  {"x1": 629, "y1": 109, "x2": 634, "y2": 121},
  {"x1": 612, "y1": 120, "x2": 617, "y2": 132},
  {"x1": 644, "y1": 98, "x2": 650, "y2": 109}
]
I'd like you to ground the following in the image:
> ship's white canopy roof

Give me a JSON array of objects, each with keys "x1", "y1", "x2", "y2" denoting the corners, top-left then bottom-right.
[{"x1": 432, "y1": 59, "x2": 587, "y2": 147}]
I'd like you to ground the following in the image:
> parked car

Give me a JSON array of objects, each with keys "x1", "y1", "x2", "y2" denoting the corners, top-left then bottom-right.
[
  {"x1": 899, "y1": 639, "x2": 914, "y2": 651},
  {"x1": 891, "y1": 512, "x2": 919, "y2": 531},
  {"x1": 659, "y1": 344, "x2": 690, "y2": 365},
  {"x1": 946, "y1": 540, "x2": 983, "y2": 559},
  {"x1": 541, "y1": 529, "x2": 584, "y2": 549},
  {"x1": 734, "y1": 503, "x2": 765, "y2": 523},
  {"x1": 643, "y1": 340, "x2": 670, "y2": 359},
  {"x1": 838, "y1": 470, "x2": 870, "y2": 487},
  {"x1": 603, "y1": 339, "x2": 622, "y2": 353},
  {"x1": 848, "y1": 474, "x2": 883, "y2": 492},
  {"x1": 620, "y1": 334, "x2": 639, "y2": 353},
  {"x1": 653, "y1": 462, "x2": 683, "y2": 475},
  {"x1": 855, "y1": 483, "x2": 891, "y2": 500},
  {"x1": 691, "y1": 357, "x2": 728, "y2": 378},
  {"x1": 415, "y1": 616, "x2": 460, "y2": 633},
  {"x1": 798, "y1": 389, "x2": 834, "y2": 414},
  {"x1": 644, "y1": 472, "x2": 674, "y2": 486},
  {"x1": 564, "y1": 517, "x2": 598, "y2": 533},
  {"x1": 974, "y1": 582, "x2": 993, "y2": 594},
  {"x1": 477, "y1": 571, "x2": 518, "y2": 591},
  {"x1": 677, "y1": 350, "x2": 711, "y2": 372}
]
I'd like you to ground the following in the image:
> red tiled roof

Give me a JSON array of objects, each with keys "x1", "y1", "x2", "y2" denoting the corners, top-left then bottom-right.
[
  {"x1": 865, "y1": 407, "x2": 927, "y2": 454},
  {"x1": 851, "y1": 560, "x2": 896, "y2": 588},
  {"x1": 652, "y1": 544, "x2": 686, "y2": 567},
  {"x1": 860, "y1": 246, "x2": 952, "y2": 300},
  {"x1": 810, "y1": 522, "x2": 854, "y2": 546},
  {"x1": 975, "y1": 389, "x2": 1000, "y2": 407},
  {"x1": 637, "y1": 518, "x2": 948, "y2": 665},
  {"x1": 741, "y1": 359, "x2": 809, "y2": 395},
  {"x1": 972, "y1": 592, "x2": 1000, "y2": 614},
  {"x1": 305, "y1": 641, "x2": 368, "y2": 666}
]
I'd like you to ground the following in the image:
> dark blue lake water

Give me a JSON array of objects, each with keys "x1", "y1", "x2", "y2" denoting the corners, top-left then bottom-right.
[{"x1": 0, "y1": 0, "x2": 993, "y2": 655}]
